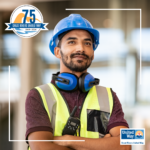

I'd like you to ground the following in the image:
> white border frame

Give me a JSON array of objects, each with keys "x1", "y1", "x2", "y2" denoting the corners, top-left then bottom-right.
[
  {"x1": 9, "y1": 8, "x2": 142, "y2": 142},
  {"x1": 65, "y1": 8, "x2": 142, "y2": 84}
]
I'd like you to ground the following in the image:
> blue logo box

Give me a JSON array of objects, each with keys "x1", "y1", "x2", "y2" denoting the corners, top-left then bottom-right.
[
  {"x1": 121, "y1": 129, "x2": 144, "y2": 139},
  {"x1": 120, "y1": 129, "x2": 145, "y2": 145}
]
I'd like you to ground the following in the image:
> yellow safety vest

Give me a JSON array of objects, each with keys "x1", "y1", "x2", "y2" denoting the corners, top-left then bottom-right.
[{"x1": 28, "y1": 83, "x2": 113, "y2": 150}]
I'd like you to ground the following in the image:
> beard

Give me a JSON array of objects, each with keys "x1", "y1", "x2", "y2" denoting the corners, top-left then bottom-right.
[{"x1": 60, "y1": 50, "x2": 93, "y2": 72}]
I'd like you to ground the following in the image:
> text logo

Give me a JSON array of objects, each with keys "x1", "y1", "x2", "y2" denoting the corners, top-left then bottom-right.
[
  {"x1": 120, "y1": 129, "x2": 145, "y2": 145},
  {"x1": 5, "y1": 4, "x2": 48, "y2": 38}
]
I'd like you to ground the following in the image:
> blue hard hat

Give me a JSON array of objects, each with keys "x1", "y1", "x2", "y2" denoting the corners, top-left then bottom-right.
[{"x1": 49, "y1": 14, "x2": 99, "y2": 55}]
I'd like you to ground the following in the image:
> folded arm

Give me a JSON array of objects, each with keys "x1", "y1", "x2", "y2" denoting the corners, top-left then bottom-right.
[
  {"x1": 54, "y1": 126, "x2": 131, "y2": 150},
  {"x1": 28, "y1": 131, "x2": 74, "y2": 150}
]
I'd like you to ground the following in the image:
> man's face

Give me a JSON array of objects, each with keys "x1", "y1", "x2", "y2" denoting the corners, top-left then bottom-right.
[{"x1": 57, "y1": 29, "x2": 94, "y2": 72}]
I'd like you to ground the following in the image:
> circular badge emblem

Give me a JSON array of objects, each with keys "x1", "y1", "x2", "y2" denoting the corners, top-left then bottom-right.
[
  {"x1": 135, "y1": 131, "x2": 143, "y2": 138},
  {"x1": 6, "y1": 4, "x2": 48, "y2": 38}
]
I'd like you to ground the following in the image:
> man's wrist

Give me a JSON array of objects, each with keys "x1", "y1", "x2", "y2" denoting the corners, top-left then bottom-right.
[
  {"x1": 64, "y1": 135, "x2": 74, "y2": 147},
  {"x1": 66, "y1": 135, "x2": 86, "y2": 150}
]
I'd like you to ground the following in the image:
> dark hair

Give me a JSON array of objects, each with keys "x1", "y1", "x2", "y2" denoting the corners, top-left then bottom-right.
[{"x1": 57, "y1": 29, "x2": 94, "y2": 48}]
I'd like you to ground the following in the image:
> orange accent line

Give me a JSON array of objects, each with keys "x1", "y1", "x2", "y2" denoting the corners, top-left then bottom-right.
[{"x1": 35, "y1": 18, "x2": 41, "y2": 23}]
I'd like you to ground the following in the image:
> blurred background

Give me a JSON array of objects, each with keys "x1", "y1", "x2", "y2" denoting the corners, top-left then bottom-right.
[{"x1": 0, "y1": 0, "x2": 150, "y2": 150}]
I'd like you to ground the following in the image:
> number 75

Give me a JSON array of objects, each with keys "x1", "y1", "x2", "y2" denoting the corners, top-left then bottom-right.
[{"x1": 22, "y1": 9, "x2": 35, "y2": 23}]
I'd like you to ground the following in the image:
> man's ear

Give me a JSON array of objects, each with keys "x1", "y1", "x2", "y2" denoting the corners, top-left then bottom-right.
[{"x1": 54, "y1": 47, "x2": 61, "y2": 58}]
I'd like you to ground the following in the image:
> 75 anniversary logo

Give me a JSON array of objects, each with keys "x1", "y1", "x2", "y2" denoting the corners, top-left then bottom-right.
[{"x1": 5, "y1": 4, "x2": 48, "y2": 38}]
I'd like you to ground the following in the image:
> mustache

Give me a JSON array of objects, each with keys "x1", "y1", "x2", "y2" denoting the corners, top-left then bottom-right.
[{"x1": 70, "y1": 52, "x2": 89, "y2": 59}]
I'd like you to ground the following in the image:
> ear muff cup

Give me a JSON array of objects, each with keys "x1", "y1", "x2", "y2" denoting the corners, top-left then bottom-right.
[
  {"x1": 55, "y1": 72, "x2": 79, "y2": 92},
  {"x1": 79, "y1": 73, "x2": 95, "y2": 92}
]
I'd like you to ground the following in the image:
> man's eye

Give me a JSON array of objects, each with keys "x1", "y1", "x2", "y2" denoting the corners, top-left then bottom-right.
[
  {"x1": 68, "y1": 41, "x2": 75, "y2": 44},
  {"x1": 85, "y1": 42, "x2": 92, "y2": 45}
]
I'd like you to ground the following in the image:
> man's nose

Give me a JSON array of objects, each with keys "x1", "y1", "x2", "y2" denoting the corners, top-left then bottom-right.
[{"x1": 75, "y1": 43, "x2": 84, "y2": 52}]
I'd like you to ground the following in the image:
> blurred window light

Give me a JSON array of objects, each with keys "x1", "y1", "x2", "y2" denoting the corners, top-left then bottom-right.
[
  {"x1": 2, "y1": 34, "x2": 21, "y2": 59},
  {"x1": 125, "y1": 54, "x2": 136, "y2": 105},
  {"x1": 0, "y1": 66, "x2": 20, "y2": 91},
  {"x1": 93, "y1": 29, "x2": 128, "y2": 62},
  {"x1": 137, "y1": 67, "x2": 150, "y2": 102},
  {"x1": 0, "y1": 66, "x2": 20, "y2": 102},
  {"x1": 88, "y1": 67, "x2": 126, "y2": 104},
  {"x1": 131, "y1": 28, "x2": 150, "y2": 61},
  {"x1": 42, "y1": 68, "x2": 59, "y2": 84},
  {"x1": 36, "y1": 30, "x2": 59, "y2": 64}
]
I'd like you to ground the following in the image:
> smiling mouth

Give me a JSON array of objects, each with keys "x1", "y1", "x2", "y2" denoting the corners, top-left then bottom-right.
[{"x1": 73, "y1": 55, "x2": 87, "y2": 59}]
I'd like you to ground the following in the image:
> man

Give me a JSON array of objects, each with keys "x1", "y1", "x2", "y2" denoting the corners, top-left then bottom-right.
[{"x1": 25, "y1": 14, "x2": 131, "y2": 150}]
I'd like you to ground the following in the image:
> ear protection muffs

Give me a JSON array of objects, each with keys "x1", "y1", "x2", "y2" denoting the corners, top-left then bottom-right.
[{"x1": 52, "y1": 72, "x2": 100, "y2": 92}]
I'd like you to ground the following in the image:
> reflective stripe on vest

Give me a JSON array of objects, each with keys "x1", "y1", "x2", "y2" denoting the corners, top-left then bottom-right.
[{"x1": 35, "y1": 83, "x2": 113, "y2": 138}]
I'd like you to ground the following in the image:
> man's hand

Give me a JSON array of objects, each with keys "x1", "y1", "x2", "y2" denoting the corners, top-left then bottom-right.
[
  {"x1": 103, "y1": 134, "x2": 111, "y2": 138},
  {"x1": 53, "y1": 135, "x2": 75, "y2": 147}
]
